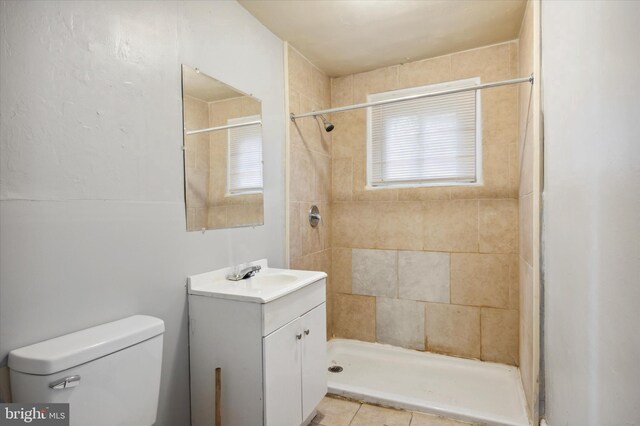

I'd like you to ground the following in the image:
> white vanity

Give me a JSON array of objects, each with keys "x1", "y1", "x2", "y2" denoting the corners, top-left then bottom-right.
[{"x1": 188, "y1": 259, "x2": 327, "y2": 426}]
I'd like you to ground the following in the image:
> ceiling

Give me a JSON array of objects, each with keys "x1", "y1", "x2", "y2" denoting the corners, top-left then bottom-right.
[
  {"x1": 239, "y1": 0, "x2": 527, "y2": 77},
  {"x1": 182, "y1": 65, "x2": 245, "y2": 102}
]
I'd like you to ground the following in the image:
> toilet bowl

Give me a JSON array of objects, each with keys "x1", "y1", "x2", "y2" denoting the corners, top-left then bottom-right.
[{"x1": 8, "y1": 315, "x2": 164, "y2": 426}]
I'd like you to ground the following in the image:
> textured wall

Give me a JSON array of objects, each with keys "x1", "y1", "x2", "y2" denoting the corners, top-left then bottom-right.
[
  {"x1": 0, "y1": 2, "x2": 285, "y2": 425},
  {"x1": 543, "y1": 1, "x2": 640, "y2": 424},
  {"x1": 330, "y1": 41, "x2": 521, "y2": 365}
]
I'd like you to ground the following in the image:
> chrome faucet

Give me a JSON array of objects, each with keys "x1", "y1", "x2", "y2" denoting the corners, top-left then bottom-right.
[{"x1": 226, "y1": 264, "x2": 262, "y2": 281}]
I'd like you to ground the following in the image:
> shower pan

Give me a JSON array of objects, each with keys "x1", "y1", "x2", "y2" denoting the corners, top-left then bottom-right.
[{"x1": 327, "y1": 339, "x2": 530, "y2": 426}]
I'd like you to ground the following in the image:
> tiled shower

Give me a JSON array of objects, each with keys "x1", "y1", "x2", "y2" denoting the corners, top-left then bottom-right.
[{"x1": 286, "y1": 0, "x2": 540, "y2": 419}]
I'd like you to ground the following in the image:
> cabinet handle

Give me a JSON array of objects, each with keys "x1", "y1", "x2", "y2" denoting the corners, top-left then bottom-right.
[
  {"x1": 296, "y1": 333, "x2": 302, "y2": 340},
  {"x1": 304, "y1": 329, "x2": 310, "y2": 335}
]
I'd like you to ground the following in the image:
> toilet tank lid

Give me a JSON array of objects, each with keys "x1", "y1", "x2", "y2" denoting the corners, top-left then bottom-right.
[{"x1": 8, "y1": 315, "x2": 164, "y2": 375}]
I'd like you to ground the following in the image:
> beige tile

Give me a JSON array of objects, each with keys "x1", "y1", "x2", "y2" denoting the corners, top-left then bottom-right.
[
  {"x1": 398, "y1": 56, "x2": 452, "y2": 88},
  {"x1": 291, "y1": 146, "x2": 315, "y2": 202},
  {"x1": 185, "y1": 167, "x2": 209, "y2": 208},
  {"x1": 333, "y1": 294, "x2": 376, "y2": 342},
  {"x1": 425, "y1": 303, "x2": 480, "y2": 359},
  {"x1": 288, "y1": 45, "x2": 312, "y2": 94},
  {"x1": 451, "y1": 43, "x2": 511, "y2": 82},
  {"x1": 482, "y1": 85, "x2": 518, "y2": 145},
  {"x1": 450, "y1": 253, "x2": 510, "y2": 308},
  {"x1": 509, "y1": 41, "x2": 519, "y2": 79},
  {"x1": 331, "y1": 75, "x2": 353, "y2": 108},
  {"x1": 519, "y1": 193, "x2": 533, "y2": 265},
  {"x1": 332, "y1": 157, "x2": 353, "y2": 202},
  {"x1": 311, "y1": 65, "x2": 331, "y2": 107},
  {"x1": 299, "y1": 95, "x2": 330, "y2": 155},
  {"x1": 331, "y1": 110, "x2": 365, "y2": 159},
  {"x1": 479, "y1": 199, "x2": 518, "y2": 254},
  {"x1": 241, "y1": 96, "x2": 261, "y2": 116},
  {"x1": 508, "y1": 143, "x2": 519, "y2": 197},
  {"x1": 353, "y1": 66, "x2": 399, "y2": 103},
  {"x1": 352, "y1": 249, "x2": 397, "y2": 297},
  {"x1": 226, "y1": 203, "x2": 262, "y2": 227},
  {"x1": 398, "y1": 251, "x2": 450, "y2": 303},
  {"x1": 377, "y1": 297, "x2": 425, "y2": 350},
  {"x1": 289, "y1": 203, "x2": 303, "y2": 260},
  {"x1": 314, "y1": 152, "x2": 332, "y2": 203},
  {"x1": 350, "y1": 404, "x2": 411, "y2": 426},
  {"x1": 194, "y1": 207, "x2": 208, "y2": 231},
  {"x1": 207, "y1": 205, "x2": 227, "y2": 229},
  {"x1": 481, "y1": 308, "x2": 519, "y2": 365},
  {"x1": 332, "y1": 202, "x2": 378, "y2": 248},
  {"x1": 398, "y1": 186, "x2": 451, "y2": 201},
  {"x1": 332, "y1": 248, "x2": 352, "y2": 294},
  {"x1": 374, "y1": 202, "x2": 423, "y2": 250},
  {"x1": 509, "y1": 254, "x2": 519, "y2": 310},
  {"x1": 423, "y1": 200, "x2": 478, "y2": 252},
  {"x1": 480, "y1": 143, "x2": 511, "y2": 199},
  {"x1": 410, "y1": 411, "x2": 479, "y2": 426},
  {"x1": 519, "y1": 101, "x2": 534, "y2": 197},
  {"x1": 312, "y1": 396, "x2": 360, "y2": 426}
]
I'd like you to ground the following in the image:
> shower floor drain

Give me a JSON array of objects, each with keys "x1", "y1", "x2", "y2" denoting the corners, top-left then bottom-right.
[{"x1": 328, "y1": 365, "x2": 343, "y2": 373}]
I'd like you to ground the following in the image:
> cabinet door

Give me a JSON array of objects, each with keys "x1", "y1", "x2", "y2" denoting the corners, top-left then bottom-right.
[
  {"x1": 301, "y1": 303, "x2": 327, "y2": 421},
  {"x1": 263, "y1": 317, "x2": 302, "y2": 426}
]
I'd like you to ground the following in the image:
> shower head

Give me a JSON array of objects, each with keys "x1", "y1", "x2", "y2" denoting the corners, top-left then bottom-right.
[{"x1": 318, "y1": 114, "x2": 334, "y2": 132}]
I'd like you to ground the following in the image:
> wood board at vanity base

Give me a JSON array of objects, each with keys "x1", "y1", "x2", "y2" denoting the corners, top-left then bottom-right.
[{"x1": 188, "y1": 278, "x2": 327, "y2": 426}]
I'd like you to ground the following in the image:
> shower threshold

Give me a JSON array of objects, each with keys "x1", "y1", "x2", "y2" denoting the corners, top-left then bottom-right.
[{"x1": 327, "y1": 339, "x2": 529, "y2": 426}]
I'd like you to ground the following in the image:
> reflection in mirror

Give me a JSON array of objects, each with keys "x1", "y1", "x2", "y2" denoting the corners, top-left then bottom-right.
[{"x1": 182, "y1": 65, "x2": 264, "y2": 231}]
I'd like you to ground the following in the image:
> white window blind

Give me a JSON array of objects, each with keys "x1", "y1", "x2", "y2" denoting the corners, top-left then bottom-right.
[
  {"x1": 367, "y1": 77, "x2": 482, "y2": 187},
  {"x1": 227, "y1": 115, "x2": 263, "y2": 195}
]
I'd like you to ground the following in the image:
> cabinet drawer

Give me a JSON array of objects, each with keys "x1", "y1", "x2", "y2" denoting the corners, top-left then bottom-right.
[{"x1": 262, "y1": 279, "x2": 326, "y2": 336}]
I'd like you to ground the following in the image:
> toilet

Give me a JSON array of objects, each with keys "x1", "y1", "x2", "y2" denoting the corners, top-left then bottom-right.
[{"x1": 8, "y1": 315, "x2": 164, "y2": 426}]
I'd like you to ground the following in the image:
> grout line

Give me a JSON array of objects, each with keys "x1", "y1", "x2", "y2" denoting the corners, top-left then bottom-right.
[{"x1": 347, "y1": 403, "x2": 363, "y2": 426}]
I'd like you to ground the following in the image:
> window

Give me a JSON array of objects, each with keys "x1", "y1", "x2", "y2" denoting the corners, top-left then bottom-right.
[
  {"x1": 367, "y1": 77, "x2": 482, "y2": 188},
  {"x1": 227, "y1": 115, "x2": 263, "y2": 195}
]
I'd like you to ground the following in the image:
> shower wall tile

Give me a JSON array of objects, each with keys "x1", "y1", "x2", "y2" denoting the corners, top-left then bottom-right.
[
  {"x1": 353, "y1": 65, "x2": 399, "y2": 103},
  {"x1": 425, "y1": 303, "x2": 481, "y2": 359},
  {"x1": 373, "y1": 202, "x2": 422, "y2": 250},
  {"x1": 397, "y1": 55, "x2": 452, "y2": 88},
  {"x1": 333, "y1": 294, "x2": 376, "y2": 342},
  {"x1": 423, "y1": 199, "x2": 479, "y2": 252},
  {"x1": 520, "y1": 193, "x2": 533, "y2": 265},
  {"x1": 376, "y1": 297, "x2": 425, "y2": 350},
  {"x1": 482, "y1": 85, "x2": 519, "y2": 146},
  {"x1": 451, "y1": 42, "x2": 511, "y2": 82},
  {"x1": 398, "y1": 251, "x2": 450, "y2": 303},
  {"x1": 331, "y1": 110, "x2": 365, "y2": 159},
  {"x1": 331, "y1": 75, "x2": 353, "y2": 108},
  {"x1": 290, "y1": 145, "x2": 315, "y2": 203},
  {"x1": 326, "y1": 40, "x2": 520, "y2": 362},
  {"x1": 451, "y1": 253, "x2": 510, "y2": 308},
  {"x1": 332, "y1": 248, "x2": 352, "y2": 294},
  {"x1": 352, "y1": 249, "x2": 398, "y2": 297},
  {"x1": 479, "y1": 199, "x2": 519, "y2": 253},
  {"x1": 481, "y1": 308, "x2": 519, "y2": 364},
  {"x1": 332, "y1": 157, "x2": 353, "y2": 201}
]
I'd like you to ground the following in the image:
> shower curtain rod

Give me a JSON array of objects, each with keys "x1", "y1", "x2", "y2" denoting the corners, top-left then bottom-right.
[
  {"x1": 185, "y1": 119, "x2": 262, "y2": 136},
  {"x1": 290, "y1": 74, "x2": 534, "y2": 121}
]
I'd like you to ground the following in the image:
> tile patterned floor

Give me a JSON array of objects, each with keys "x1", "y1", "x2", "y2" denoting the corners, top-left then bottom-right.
[{"x1": 311, "y1": 396, "x2": 481, "y2": 426}]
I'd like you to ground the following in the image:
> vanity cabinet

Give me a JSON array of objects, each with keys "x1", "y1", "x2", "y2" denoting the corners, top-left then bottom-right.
[
  {"x1": 188, "y1": 262, "x2": 327, "y2": 426},
  {"x1": 264, "y1": 303, "x2": 326, "y2": 426}
]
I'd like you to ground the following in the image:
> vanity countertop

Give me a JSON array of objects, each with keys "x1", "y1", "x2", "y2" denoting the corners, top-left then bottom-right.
[{"x1": 187, "y1": 259, "x2": 327, "y2": 303}]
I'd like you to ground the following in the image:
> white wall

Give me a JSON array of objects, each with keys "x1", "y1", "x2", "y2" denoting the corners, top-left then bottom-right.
[
  {"x1": 0, "y1": 1, "x2": 285, "y2": 425},
  {"x1": 542, "y1": 1, "x2": 640, "y2": 424}
]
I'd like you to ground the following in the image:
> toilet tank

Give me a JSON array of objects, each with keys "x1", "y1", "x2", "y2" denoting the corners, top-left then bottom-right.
[{"x1": 8, "y1": 315, "x2": 164, "y2": 426}]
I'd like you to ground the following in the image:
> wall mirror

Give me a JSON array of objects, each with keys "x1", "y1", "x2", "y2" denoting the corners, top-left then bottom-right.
[{"x1": 182, "y1": 65, "x2": 264, "y2": 231}]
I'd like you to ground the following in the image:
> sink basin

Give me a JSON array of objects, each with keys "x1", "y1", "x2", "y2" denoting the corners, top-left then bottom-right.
[
  {"x1": 249, "y1": 272, "x2": 299, "y2": 287},
  {"x1": 187, "y1": 260, "x2": 327, "y2": 303}
]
